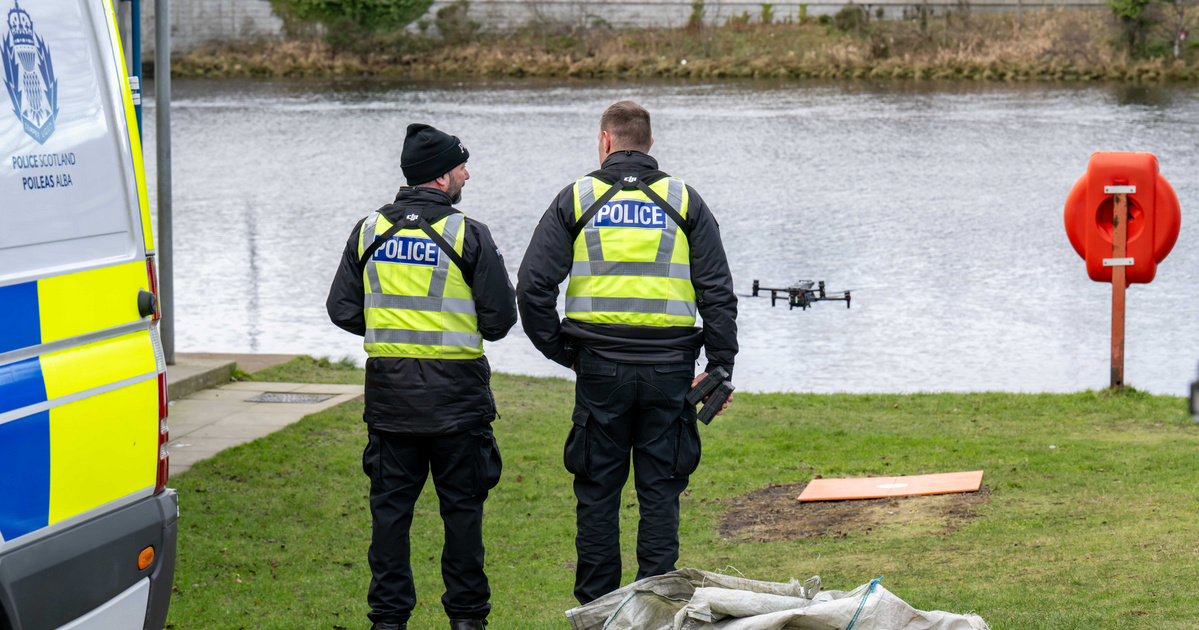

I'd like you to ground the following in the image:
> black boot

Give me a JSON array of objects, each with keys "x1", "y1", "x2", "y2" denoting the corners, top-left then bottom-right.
[
  {"x1": 371, "y1": 623, "x2": 407, "y2": 630},
  {"x1": 449, "y1": 619, "x2": 487, "y2": 630}
]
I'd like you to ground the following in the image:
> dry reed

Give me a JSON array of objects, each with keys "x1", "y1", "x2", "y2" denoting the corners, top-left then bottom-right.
[{"x1": 172, "y1": 9, "x2": 1199, "y2": 82}]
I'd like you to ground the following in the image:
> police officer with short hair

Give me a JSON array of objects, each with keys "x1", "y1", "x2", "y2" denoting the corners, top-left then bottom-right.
[
  {"x1": 327, "y1": 124, "x2": 517, "y2": 630},
  {"x1": 517, "y1": 101, "x2": 738, "y2": 604}
]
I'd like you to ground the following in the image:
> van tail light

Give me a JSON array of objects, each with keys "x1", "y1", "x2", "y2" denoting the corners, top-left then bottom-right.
[
  {"x1": 148, "y1": 253, "x2": 168, "y2": 492},
  {"x1": 150, "y1": 315, "x2": 170, "y2": 494},
  {"x1": 155, "y1": 371, "x2": 169, "y2": 494},
  {"x1": 146, "y1": 255, "x2": 161, "y2": 321}
]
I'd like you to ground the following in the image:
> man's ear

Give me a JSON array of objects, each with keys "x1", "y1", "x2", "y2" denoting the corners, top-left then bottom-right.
[{"x1": 648, "y1": 137, "x2": 654, "y2": 151}]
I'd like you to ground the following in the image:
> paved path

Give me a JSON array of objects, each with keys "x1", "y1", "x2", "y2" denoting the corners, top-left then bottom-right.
[{"x1": 167, "y1": 381, "x2": 363, "y2": 474}]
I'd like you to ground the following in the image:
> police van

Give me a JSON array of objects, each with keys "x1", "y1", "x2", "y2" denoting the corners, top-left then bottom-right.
[{"x1": 1, "y1": 0, "x2": 176, "y2": 627}]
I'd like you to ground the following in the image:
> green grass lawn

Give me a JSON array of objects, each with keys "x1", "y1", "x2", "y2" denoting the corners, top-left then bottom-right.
[{"x1": 168, "y1": 358, "x2": 1197, "y2": 629}]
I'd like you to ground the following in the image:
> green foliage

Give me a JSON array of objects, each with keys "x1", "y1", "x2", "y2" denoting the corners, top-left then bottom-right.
[
  {"x1": 1106, "y1": 0, "x2": 1156, "y2": 51},
  {"x1": 727, "y1": 11, "x2": 752, "y2": 27},
  {"x1": 249, "y1": 355, "x2": 365, "y2": 385},
  {"x1": 799, "y1": 3, "x2": 808, "y2": 23},
  {"x1": 230, "y1": 367, "x2": 255, "y2": 381},
  {"x1": 1144, "y1": 38, "x2": 1174, "y2": 57},
  {"x1": 816, "y1": 13, "x2": 832, "y2": 25},
  {"x1": 435, "y1": 0, "x2": 481, "y2": 44},
  {"x1": 1107, "y1": 0, "x2": 1152, "y2": 21},
  {"x1": 269, "y1": 0, "x2": 433, "y2": 31},
  {"x1": 761, "y1": 3, "x2": 776, "y2": 24},
  {"x1": 833, "y1": 3, "x2": 869, "y2": 32},
  {"x1": 688, "y1": 1, "x2": 706, "y2": 31}
]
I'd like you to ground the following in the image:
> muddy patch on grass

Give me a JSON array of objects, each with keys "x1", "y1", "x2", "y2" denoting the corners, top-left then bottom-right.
[{"x1": 719, "y1": 483, "x2": 990, "y2": 542}]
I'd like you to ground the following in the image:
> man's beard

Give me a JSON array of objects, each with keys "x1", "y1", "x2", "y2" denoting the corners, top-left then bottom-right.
[{"x1": 447, "y1": 173, "x2": 463, "y2": 204}]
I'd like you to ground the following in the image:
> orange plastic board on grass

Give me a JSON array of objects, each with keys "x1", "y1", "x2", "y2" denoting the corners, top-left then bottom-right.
[{"x1": 797, "y1": 470, "x2": 984, "y2": 502}]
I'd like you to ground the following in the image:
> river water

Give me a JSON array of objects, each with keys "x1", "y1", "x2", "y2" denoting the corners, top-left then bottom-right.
[{"x1": 140, "y1": 79, "x2": 1198, "y2": 396}]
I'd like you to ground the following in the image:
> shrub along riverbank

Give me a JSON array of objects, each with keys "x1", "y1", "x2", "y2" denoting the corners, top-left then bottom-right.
[
  {"x1": 163, "y1": 357, "x2": 1198, "y2": 629},
  {"x1": 172, "y1": 8, "x2": 1199, "y2": 81}
]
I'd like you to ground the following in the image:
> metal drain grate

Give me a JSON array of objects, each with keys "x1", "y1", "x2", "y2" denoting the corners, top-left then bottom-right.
[{"x1": 245, "y1": 392, "x2": 336, "y2": 404}]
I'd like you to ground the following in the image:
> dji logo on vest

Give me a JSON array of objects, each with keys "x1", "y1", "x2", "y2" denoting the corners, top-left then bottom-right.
[
  {"x1": 595, "y1": 200, "x2": 666, "y2": 229},
  {"x1": 373, "y1": 236, "x2": 441, "y2": 266}
]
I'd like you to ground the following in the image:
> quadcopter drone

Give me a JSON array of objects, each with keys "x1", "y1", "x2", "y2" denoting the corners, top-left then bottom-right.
[{"x1": 749, "y1": 279, "x2": 852, "y2": 311}]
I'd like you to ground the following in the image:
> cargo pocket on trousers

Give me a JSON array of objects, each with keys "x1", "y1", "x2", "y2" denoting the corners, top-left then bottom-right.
[
  {"x1": 672, "y1": 418, "x2": 702, "y2": 478},
  {"x1": 471, "y1": 427, "x2": 503, "y2": 496},
  {"x1": 563, "y1": 407, "x2": 591, "y2": 478}
]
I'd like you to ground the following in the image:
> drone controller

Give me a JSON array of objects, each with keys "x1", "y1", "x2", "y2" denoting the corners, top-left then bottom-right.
[{"x1": 687, "y1": 366, "x2": 735, "y2": 425}]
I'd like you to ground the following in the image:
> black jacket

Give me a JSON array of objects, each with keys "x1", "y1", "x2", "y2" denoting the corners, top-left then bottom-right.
[
  {"x1": 517, "y1": 151, "x2": 738, "y2": 377},
  {"x1": 327, "y1": 186, "x2": 518, "y2": 435}
]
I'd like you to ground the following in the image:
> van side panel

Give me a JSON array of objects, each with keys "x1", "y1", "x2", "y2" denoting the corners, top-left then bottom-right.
[
  {"x1": 0, "y1": 411, "x2": 51, "y2": 541},
  {"x1": 49, "y1": 379, "x2": 158, "y2": 524},
  {"x1": 37, "y1": 261, "x2": 149, "y2": 342}
]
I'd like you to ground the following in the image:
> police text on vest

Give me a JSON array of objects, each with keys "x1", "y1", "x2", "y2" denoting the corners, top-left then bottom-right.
[
  {"x1": 373, "y1": 236, "x2": 441, "y2": 266},
  {"x1": 595, "y1": 200, "x2": 667, "y2": 229}
]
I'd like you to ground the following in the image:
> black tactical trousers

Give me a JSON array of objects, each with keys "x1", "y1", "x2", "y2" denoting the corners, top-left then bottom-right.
[
  {"x1": 362, "y1": 427, "x2": 502, "y2": 624},
  {"x1": 566, "y1": 350, "x2": 702, "y2": 604}
]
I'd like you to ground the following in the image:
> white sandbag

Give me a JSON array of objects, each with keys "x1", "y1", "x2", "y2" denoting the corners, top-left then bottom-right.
[{"x1": 565, "y1": 569, "x2": 988, "y2": 630}]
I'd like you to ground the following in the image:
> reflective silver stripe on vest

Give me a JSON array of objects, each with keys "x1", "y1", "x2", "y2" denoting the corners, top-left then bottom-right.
[
  {"x1": 361, "y1": 212, "x2": 382, "y2": 295},
  {"x1": 580, "y1": 179, "x2": 605, "y2": 262},
  {"x1": 364, "y1": 293, "x2": 477, "y2": 315},
  {"x1": 365, "y1": 328, "x2": 482, "y2": 348},
  {"x1": 565, "y1": 296, "x2": 697, "y2": 318},
  {"x1": 655, "y1": 178, "x2": 685, "y2": 263},
  {"x1": 427, "y1": 213, "x2": 465, "y2": 298},
  {"x1": 578, "y1": 176, "x2": 596, "y2": 213},
  {"x1": 571, "y1": 260, "x2": 690, "y2": 280}
]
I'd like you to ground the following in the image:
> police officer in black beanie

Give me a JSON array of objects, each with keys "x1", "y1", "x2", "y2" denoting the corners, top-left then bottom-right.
[{"x1": 327, "y1": 123, "x2": 517, "y2": 630}]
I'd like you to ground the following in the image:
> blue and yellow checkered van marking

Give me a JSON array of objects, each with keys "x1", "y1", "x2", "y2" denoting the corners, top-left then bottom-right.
[{"x1": 0, "y1": 263, "x2": 158, "y2": 545}]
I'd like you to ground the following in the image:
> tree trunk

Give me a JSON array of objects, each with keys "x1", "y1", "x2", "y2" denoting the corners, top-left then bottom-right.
[{"x1": 1175, "y1": 2, "x2": 1186, "y2": 60}]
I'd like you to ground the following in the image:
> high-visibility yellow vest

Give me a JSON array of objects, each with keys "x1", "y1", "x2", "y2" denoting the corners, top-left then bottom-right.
[
  {"x1": 565, "y1": 175, "x2": 697, "y2": 327},
  {"x1": 358, "y1": 211, "x2": 482, "y2": 359}
]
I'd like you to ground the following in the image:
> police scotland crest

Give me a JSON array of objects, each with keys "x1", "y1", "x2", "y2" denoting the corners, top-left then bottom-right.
[{"x1": 4, "y1": 0, "x2": 59, "y2": 144}]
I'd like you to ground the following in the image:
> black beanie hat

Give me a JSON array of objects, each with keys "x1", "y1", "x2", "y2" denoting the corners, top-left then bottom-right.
[{"x1": 401, "y1": 123, "x2": 469, "y2": 186}]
